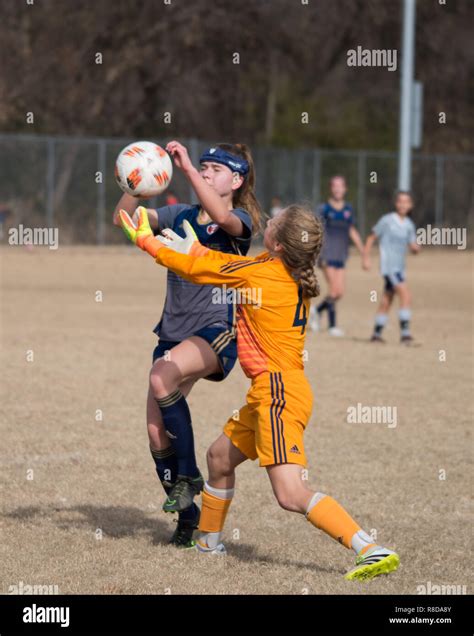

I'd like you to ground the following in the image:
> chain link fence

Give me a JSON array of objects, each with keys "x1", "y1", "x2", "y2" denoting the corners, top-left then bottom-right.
[{"x1": 0, "y1": 133, "x2": 472, "y2": 245}]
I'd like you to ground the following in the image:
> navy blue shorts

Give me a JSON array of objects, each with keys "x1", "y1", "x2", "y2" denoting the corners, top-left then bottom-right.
[
  {"x1": 319, "y1": 258, "x2": 346, "y2": 269},
  {"x1": 152, "y1": 323, "x2": 237, "y2": 382},
  {"x1": 384, "y1": 272, "x2": 405, "y2": 292}
]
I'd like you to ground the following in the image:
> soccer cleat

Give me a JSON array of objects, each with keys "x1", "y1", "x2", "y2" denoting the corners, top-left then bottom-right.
[
  {"x1": 328, "y1": 326, "x2": 344, "y2": 337},
  {"x1": 370, "y1": 333, "x2": 386, "y2": 343},
  {"x1": 400, "y1": 334, "x2": 414, "y2": 345},
  {"x1": 195, "y1": 539, "x2": 227, "y2": 555},
  {"x1": 345, "y1": 546, "x2": 400, "y2": 581},
  {"x1": 308, "y1": 307, "x2": 320, "y2": 332},
  {"x1": 169, "y1": 506, "x2": 200, "y2": 549},
  {"x1": 162, "y1": 472, "x2": 204, "y2": 513}
]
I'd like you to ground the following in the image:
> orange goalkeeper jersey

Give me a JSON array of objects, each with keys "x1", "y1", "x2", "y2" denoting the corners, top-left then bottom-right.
[{"x1": 155, "y1": 243, "x2": 309, "y2": 379}]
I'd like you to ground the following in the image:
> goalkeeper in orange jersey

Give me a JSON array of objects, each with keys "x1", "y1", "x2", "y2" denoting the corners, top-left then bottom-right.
[{"x1": 119, "y1": 204, "x2": 400, "y2": 581}]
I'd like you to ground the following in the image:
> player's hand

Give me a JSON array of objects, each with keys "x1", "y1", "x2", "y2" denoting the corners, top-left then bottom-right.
[
  {"x1": 361, "y1": 253, "x2": 371, "y2": 270},
  {"x1": 157, "y1": 220, "x2": 199, "y2": 254},
  {"x1": 166, "y1": 141, "x2": 194, "y2": 174},
  {"x1": 119, "y1": 206, "x2": 157, "y2": 254}
]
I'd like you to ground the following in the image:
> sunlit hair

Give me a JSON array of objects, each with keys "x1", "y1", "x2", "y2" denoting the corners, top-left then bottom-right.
[
  {"x1": 215, "y1": 143, "x2": 263, "y2": 235},
  {"x1": 273, "y1": 204, "x2": 324, "y2": 298}
]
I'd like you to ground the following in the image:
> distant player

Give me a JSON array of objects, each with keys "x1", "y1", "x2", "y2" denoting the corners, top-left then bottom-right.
[
  {"x1": 0, "y1": 203, "x2": 12, "y2": 241},
  {"x1": 363, "y1": 191, "x2": 420, "y2": 343},
  {"x1": 309, "y1": 175, "x2": 364, "y2": 336},
  {"x1": 113, "y1": 140, "x2": 261, "y2": 547},
  {"x1": 269, "y1": 195, "x2": 283, "y2": 218},
  {"x1": 118, "y1": 204, "x2": 401, "y2": 581}
]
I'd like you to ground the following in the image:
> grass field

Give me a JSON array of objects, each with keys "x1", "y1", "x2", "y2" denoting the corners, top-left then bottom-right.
[{"x1": 1, "y1": 245, "x2": 472, "y2": 595}]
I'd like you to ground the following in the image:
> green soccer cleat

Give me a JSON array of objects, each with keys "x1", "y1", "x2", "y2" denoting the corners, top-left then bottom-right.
[
  {"x1": 169, "y1": 507, "x2": 200, "y2": 549},
  {"x1": 345, "y1": 546, "x2": 400, "y2": 581},
  {"x1": 162, "y1": 472, "x2": 204, "y2": 513}
]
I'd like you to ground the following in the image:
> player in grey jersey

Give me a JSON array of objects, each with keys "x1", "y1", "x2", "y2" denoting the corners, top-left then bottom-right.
[
  {"x1": 363, "y1": 191, "x2": 420, "y2": 343},
  {"x1": 113, "y1": 140, "x2": 262, "y2": 547}
]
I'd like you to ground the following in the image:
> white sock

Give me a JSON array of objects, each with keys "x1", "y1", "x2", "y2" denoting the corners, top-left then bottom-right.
[
  {"x1": 351, "y1": 529, "x2": 376, "y2": 555},
  {"x1": 305, "y1": 492, "x2": 326, "y2": 517},
  {"x1": 197, "y1": 482, "x2": 234, "y2": 550}
]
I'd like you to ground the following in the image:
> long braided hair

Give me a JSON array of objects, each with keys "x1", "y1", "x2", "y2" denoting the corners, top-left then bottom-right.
[{"x1": 274, "y1": 204, "x2": 324, "y2": 298}]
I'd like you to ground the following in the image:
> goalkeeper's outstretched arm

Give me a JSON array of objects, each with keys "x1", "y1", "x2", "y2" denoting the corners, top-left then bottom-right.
[
  {"x1": 119, "y1": 209, "x2": 259, "y2": 289},
  {"x1": 155, "y1": 242, "x2": 257, "y2": 289}
]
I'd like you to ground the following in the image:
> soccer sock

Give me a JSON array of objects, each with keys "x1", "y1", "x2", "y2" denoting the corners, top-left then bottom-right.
[
  {"x1": 327, "y1": 297, "x2": 337, "y2": 328},
  {"x1": 374, "y1": 313, "x2": 388, "y2": 335},
  {"x1": 350, "y1": 529, "x2": 377, "y2": 556},
  {"x1": 305, "y1": 492, "x2": 361, "y2": 550},
  {"x1": 150, "y1": 446, "x2": 176, "y2": 494},
  {"x1": 399, "y1": 308, "x2": 412, "y2": 337},
  {"x1": 197, "y1": 483, "x2": 234, "y2": 549},
  {"x1": 317, "y1": 297, "x2": 330, "y2": 314},
  {"x1": 156, "y1": 389, "x2": 200, "y2": 478},
  {"x1": 149, "y1": 446, "x2": 199, "y2": 522}
]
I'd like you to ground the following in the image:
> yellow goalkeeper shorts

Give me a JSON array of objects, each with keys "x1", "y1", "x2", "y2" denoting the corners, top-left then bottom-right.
[{"x1": 223, "y1": 369, "x2": 313, "y2": 467}]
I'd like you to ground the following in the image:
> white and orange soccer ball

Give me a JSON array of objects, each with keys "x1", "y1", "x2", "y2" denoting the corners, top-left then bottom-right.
[{"x1": 114, "y1": 141, "x2": 173, "y2": 197}]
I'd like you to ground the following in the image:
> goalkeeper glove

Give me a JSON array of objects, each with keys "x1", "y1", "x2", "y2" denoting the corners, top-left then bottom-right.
[
  {"x1": 159, "y1": 220, "x2": 200, "y2": 254},
  {"x1": 119, "y1": 206, "x2": 162, "y2": 257}
]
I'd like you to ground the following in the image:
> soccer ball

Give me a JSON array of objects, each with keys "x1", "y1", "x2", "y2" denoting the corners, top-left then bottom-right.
[{"x1": 114, "y1": 141, "x2": 173, "y2": 197}]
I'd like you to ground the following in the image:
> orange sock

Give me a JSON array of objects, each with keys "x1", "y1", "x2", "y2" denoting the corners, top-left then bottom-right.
[
  {"x1": 306, "y1": 493, "x2": 361, "y2": 549},
  {"x1": 199, "y1": 489, "x2": 233, "y2": 533}
]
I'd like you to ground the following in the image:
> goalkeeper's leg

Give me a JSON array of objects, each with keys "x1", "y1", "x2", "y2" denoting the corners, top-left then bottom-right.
[
  {"x1": 195, "y1": 434, "x2": 248, "y2": 554},
  {"x1": 266, "y1": 464, "x2": 399, "y2": 580}
]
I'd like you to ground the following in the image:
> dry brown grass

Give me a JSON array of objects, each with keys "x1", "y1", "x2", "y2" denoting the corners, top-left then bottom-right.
[{"x1": 1, "y1": 245, "x2": 472, "y2": 595}]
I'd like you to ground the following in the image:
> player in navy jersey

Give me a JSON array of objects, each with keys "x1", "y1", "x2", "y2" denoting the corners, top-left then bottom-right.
[
  {"x1": 113, "y1": 141, "x2": 262, "y2": 547},
  {"x1": 309, "y1": 175, "x2": 364, "y2": 336}
]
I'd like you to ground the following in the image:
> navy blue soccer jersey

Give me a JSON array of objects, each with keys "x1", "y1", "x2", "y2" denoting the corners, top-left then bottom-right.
[
  {"x1": 153, "y1": 204, "x2": 252, "y2": 341},
  {"x1": 317, "y1": 202, "x2": 355, "y2": 264}
]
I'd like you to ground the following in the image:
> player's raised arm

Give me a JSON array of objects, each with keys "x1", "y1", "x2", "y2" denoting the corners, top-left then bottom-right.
[
  {"x1": 166, "y1": 140, "x2": 246, "y2": 237},
  {"x1": 113, "y1": 193, "x2": 158, "y2": 229}
]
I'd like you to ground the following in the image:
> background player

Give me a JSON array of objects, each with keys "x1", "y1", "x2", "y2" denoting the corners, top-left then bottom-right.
[
  {"x1": 363, "y1": 191, "x2": 420, "y2": 343},
  {"x1": 118, "y1": 205, "x2": 401, "y2": 582},
  {"x1": 309, "y1": 175, "x2": 364, "y2": 336},
  {"x1": 113, "y1": 140, "x2": 261, "y2": 547}
]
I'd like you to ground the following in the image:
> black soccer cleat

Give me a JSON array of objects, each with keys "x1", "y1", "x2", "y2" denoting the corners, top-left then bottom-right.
[
  {"x1": 169, "y1": 506, "x2": 200, "y2": 549},
  {"x1": 370, "y1": 334, "x2": 386, "y2": 343},
  {"x1": 162, "y1": 472, "x2": 204, "y2": 513}
]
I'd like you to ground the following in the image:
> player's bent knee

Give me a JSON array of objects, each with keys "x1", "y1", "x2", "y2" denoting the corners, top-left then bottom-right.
[
  {"x1": 275, "y1": 491, "x2": 300, "y2": 512},
  {"x1": 149, "y1": 363, "x2": 178, "y2": 396},
  {"x1": 206, "y1": 445, "x2": 233, "y2": 477}
]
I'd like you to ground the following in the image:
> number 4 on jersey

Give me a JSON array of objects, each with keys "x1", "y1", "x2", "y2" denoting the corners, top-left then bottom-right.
[{"x1": 292, "y1": 285, "x2": 307, "y2": 334}]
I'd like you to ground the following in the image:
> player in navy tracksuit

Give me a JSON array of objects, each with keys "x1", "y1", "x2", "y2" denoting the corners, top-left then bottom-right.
[{"x1": 309, "y1": 175, "x2": 365, "y2": 336}]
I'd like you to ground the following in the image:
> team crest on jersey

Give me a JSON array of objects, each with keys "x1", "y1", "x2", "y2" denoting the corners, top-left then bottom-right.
[
  {"x1": 207, "y1": 223, "x2": 219, "y2": 235},
  {"x1": 344, "y1": 209, "x2": 351, "y2": 219}
]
